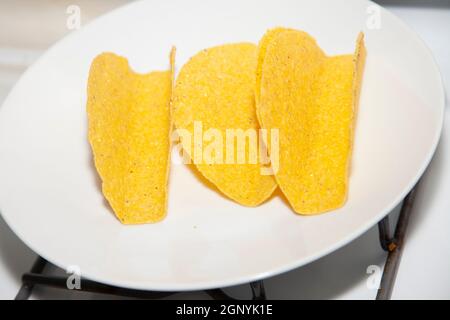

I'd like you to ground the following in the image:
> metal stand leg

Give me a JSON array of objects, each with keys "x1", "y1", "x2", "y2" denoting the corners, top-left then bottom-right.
[
  {"x1": 15, "y1": 256, "x2": 48, "y2": 300},
  {"x1": 378, "y1": 215, "x2": 393, "y2": 252},
  {"x1": 16, "y1": 256, "x2": 266, "y2": 300},
  {"x1": 376, "y1": 184, "x2": 419, "y2": 300},
  {"x1": 250, "y1": 281, "x2": 266, "y2": 300}
]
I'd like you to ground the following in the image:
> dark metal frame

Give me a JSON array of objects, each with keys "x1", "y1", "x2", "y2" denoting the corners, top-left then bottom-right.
[
  {"x1": 14, "y1": 184, "x2": 418, "y2": 300},
  {"x1": 376, "y1": 184, "x2": 418, "y2": 300}
]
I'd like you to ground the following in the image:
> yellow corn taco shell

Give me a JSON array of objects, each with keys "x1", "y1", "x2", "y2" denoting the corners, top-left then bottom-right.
[
  {"x1": 172, "y1": 43, "x2": 277, "y2": 206},
  {"x1": 87, "y1": 50, "x2": 174, "y2": 224},
  {"x1": 257, "y1": 28, "x2": 366, "y2": 214}
]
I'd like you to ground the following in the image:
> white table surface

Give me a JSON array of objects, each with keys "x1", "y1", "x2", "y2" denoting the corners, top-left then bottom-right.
[{"x1": 0, "y1": 0, "x2": 449, "y2": 299}]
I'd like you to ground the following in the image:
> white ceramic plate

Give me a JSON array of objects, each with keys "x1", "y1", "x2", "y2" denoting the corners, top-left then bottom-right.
[{"x1": 0, "y1": 0, "x2": 444, "y2": 291}]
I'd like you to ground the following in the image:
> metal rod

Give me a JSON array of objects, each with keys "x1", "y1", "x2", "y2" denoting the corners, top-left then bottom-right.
[
  {"x1": 22, "y1": 273, "x2": 176, "y2": 299},
  {"x1": 378, "y1": 215, "x2": 392, "y2": 252},
  {"x1": 376, "y1": 184, "x2": 419, "y2": 300},
  {"x1": 250, "y1": 281, "x2": 266, "y2": 300},
  {"x1": 15, "y1": 256, "x2": 48, "y2": 300},
  {"x1": 23, "y1": 272, "x2": 265, "y2": 300}
]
